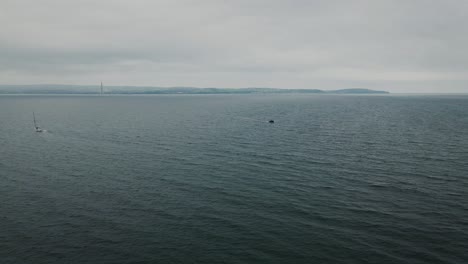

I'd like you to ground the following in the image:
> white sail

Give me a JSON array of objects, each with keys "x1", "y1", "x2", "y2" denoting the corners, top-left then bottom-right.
[{"x1": 33, "y1": 112, "x2": 43, "y2": 132}]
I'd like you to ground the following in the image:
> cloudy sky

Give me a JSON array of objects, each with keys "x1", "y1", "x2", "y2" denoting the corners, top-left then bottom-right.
[{"x1": 1, "y1": 0, "x2": 467, "y2": 92}]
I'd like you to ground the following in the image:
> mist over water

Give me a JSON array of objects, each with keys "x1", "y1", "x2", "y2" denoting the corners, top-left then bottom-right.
[{"x1": 1, "y1": 94, "x2": 467, "y2": 263}]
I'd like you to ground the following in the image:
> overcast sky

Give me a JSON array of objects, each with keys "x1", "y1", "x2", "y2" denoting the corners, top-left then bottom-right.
[{"x1": 1, "y1": 0, "x2": 467, "y2": 92}]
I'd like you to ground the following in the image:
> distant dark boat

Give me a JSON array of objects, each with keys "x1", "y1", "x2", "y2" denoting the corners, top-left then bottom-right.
[
  {"x1": 33, "y1": 112, "x2": 43, "y2": 132},
  {"x1": 269, "y1": 120, "x2": 274, "y2": 123}
]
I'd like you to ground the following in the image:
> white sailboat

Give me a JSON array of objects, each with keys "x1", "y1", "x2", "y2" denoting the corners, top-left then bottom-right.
[{"x1": 33, "y1": 112, "x2": 43, "y2": 132}]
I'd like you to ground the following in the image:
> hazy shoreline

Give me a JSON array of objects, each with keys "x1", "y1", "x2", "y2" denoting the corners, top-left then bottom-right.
[{"x1": 0, "y1": 85, "x2": 388, "y2": 95}]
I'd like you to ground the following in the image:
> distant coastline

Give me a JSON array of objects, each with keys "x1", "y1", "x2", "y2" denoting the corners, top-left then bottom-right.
[{"x1": 0, "y1": 85, "x2": 389, "y2": 95}]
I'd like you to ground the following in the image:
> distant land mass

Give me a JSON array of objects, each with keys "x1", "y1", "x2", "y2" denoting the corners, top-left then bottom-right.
[{"x1": 0, "y1": 85, "x2": 389, "y2": 94}]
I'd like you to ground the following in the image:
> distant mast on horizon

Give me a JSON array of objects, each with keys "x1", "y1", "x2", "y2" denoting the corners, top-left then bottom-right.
[{"x1": 100, "y1": 82, "x2": 103, "y2": 95}]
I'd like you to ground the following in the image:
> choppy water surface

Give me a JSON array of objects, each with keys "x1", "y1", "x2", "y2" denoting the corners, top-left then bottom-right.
[{"x1": 1, "y1": 94, "x2": 467, "y2": 264}]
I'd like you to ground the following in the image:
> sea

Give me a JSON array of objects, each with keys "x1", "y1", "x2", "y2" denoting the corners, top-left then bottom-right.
[{"x1": 0, "y1": 94, "x2": 467, "y2": 264}]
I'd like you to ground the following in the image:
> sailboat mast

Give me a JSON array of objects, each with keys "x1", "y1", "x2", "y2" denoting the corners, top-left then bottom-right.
[
  {"x1": 100, "y1": 82, "x2": 103, "y2": 95},
  {"x1": 33, "y1": 112, "x2": 37, "y2": 128}
]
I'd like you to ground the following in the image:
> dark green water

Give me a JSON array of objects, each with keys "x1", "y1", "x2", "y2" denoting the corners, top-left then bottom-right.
[{"x1": 1, "y1": 94, "x2": 467, "y2": 264}]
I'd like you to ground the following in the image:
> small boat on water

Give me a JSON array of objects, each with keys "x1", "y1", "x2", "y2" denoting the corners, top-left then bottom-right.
[
  {"x1": 269, "y1": 120, "x2": 275, "y2": 123},
  {"x1": 33, "y1": 112, "x2": 43, "y2": 132}
]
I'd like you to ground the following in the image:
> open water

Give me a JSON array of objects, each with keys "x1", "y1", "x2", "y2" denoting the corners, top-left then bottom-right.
[{"x1": 0, "y1": 94, "x2": 467, "y2": 263}]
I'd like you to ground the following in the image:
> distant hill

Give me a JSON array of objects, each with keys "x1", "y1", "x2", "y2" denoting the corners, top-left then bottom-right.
[
  {"x1": 328, "y1": 88, "x2": 389, "y2": 94},
  {"x1": 0, "y1": 85, "x2": 389, "y2": 94}
]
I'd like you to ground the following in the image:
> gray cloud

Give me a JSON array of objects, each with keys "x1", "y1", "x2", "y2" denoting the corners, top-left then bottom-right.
[{"x1": 1, "y1": 0, "x2": 467, "y2": 92}]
